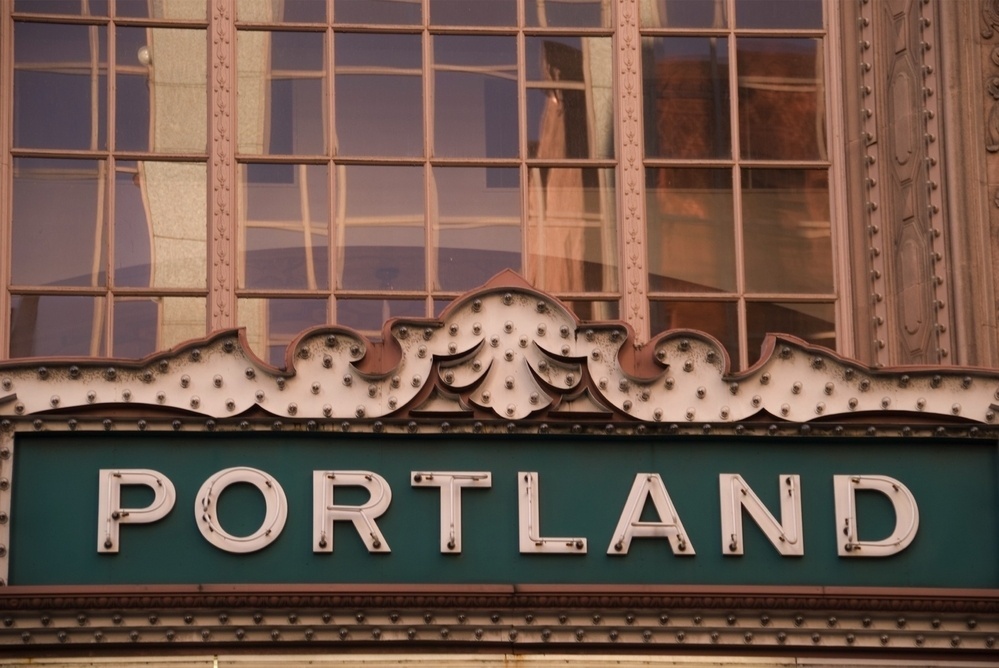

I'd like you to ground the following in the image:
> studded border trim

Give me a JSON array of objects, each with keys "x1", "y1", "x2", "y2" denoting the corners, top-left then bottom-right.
[{"x1": 2, "y1": 273, "x2": 999, "y2": 427}]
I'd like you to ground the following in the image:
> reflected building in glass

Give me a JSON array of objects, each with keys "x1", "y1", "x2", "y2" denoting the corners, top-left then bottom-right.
[{"x1": 1, "y1": 0, "x2": 997, "y2": 369}]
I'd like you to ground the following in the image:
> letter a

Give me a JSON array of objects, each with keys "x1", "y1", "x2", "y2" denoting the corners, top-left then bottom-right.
[{"x1": 607, "y1": 473, "x2": 694, "y2": 555}]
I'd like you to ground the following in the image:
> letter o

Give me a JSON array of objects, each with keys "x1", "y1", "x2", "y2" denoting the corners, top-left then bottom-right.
[{"x1": 195, "y1": 467, "x2": 287, "y2": 553}]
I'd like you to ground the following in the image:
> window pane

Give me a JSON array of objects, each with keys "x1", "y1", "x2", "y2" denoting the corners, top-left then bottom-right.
[
  {"x1": 738, "y1": 38, "x2": 825, "y2": 161},
  {"x1": 650, "y1": 300, "x2": 739, "y2": 366},
  {"x1": 747, "y1": 302, "x2": 835, "y2": 365},
  {"x1": 430, "y1": 0, "x2": 516, "y2": 26},
  {"x1": 239, "y1": 31, "x2": 325, "y2": 155},
  {"x1": 647, "y1": 167, "x2": 735, "y2": 292},
  {"x1": 641, "y1": 0, "x2": 727, "y2": 28},
  {"x1": 339, "y1": 165, "x2": 425, "y2": 290},
  {"x1": 112, "y1": 299, "x2": 159, "y2": 358},
  {"x1": 337, "y1": 299, "x2": 425, "y2": 334},
  {"x1": 435, "y1": 167, "x2": 521, "y2": 292},
  {"x1": 13, "y1": 0, "x2": 108, "y2": 16},
  {"x1": 116, "y1": 296, "x2": 206, "y2": 357},
  {"x1": 115, "y1": 162, "x2": 151, "y2": 288},
  {"x1": 117, "y1": 0, "x2": 205, "y2": 19},
  {"x1": 564, "y1": 300, "x2": 619, "y2": 322},
  {"x1": 527, "y1": 37, "x2": 614, "y2": 160},
  {"x1": 239, "y1": 298, "x2": 327, "y2": 367},
  {"x1": 434, "y1": 36, "x2": 518, "y2": 158},
  {"x1": 116, "y1": 27, "x2": 152, "y2": 152},
  {"x1": 336, "y1": 33, "x2": 422, "y2": 157},
  {"x1": 240, "y1": 164, "x2": 330, "y2": 290},
  {"x1": 335, "y1": 0, "x2": 420, "y2": 25},
  {"x1": 527, "y1": 167, "x2": 616, "y2": 293},
  {"x1": 10, "y1": 295, "x2": 106, "y2": 358},
  {"x1": 743, "y1": 168, "x2": 831, "y2": 294},
  {"x1": 236, "y1": 0, "x2": 326, "y2": 22},
  {"x1": 14, "y1": 22, "x2": 107, "y2": 150},
  {"x1": 145, "y1": 28, "x2": 207, "y2": 153},
  {"x1": 526, "y1": 0, "x2": 611, "y2": 28},
  {"x1": 644, "y1": 37, "x2": 730, "y2": 159},
  {"x1": 735, "y1": 0, "x2": 822, "y2": 29},
  {"x1": 12, "y1": 158, "x2": 107, "y2": 288},
  {"x1": 138, "y1": 161, "x2": 208, "y2": 289}
]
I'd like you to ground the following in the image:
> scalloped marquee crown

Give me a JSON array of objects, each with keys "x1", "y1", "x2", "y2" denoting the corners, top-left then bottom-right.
[{"x1": 1, "y1": 272, "x2": 997, "y2": 427}]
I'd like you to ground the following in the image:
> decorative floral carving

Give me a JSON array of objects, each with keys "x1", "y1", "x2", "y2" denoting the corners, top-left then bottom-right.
[
  {"x1": 984, "y1": 0, "x2": 999, "y2": 38},
  {"x1": 210, "y1": 0, "x2": 234, "y2": 329},
  {"x1": 615, "y1": 0, "x2": 647, "y2": 343}
]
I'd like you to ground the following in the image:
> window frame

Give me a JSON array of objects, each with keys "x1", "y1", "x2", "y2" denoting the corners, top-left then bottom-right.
[{"x1": 0, "y1": 0, "x2": 852, "y2": 367}]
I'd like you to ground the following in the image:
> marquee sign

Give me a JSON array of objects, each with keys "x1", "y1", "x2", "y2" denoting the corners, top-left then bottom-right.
[
  {"x1": 7, "y1": 433, "x2": 993, "y2": 589},
  {"x1": 1, "y1": 273, "x2": 998, "y2": 652}
]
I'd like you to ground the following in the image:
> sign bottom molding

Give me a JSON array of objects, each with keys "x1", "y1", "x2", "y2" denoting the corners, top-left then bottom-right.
[{"x1": 0, "y1": 586, "x2": 997, "y2": 654}]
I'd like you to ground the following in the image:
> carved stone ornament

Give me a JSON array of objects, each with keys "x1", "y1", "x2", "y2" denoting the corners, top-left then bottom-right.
[{"x1": 1, "y1": 271, "x2": 998, "y2": 428}]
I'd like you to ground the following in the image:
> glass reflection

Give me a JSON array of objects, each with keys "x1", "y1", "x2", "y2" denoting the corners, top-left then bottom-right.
[
  {"x1": 10, "y1": 295, "x2": 106, "y2": 358},
  {"x1": 240, "y1": 164, "x2": 329, "y2": 290},
  {"x1": 738, "y1": 38, "x2": 825, "y2": 161},
  {"x1": 136, "y1": 162, "x2": 207, "y2": 288},
  {"x1": 747, "y1": 302, "x2": 835, "y2": 366},
  {"x1": 743, "y1": 169, "x2": 831, "y2": 294},
  {"x1": 112, "y1": 299, "x2": 158, "y2": 358},
  {"x1": 13, "y1": 0, "x2": 108, "y2": 15},
  {"x1": 239, "y1": 31, "x2": 325, "y2": 155},
  {"x1": 137, "y1": 28, "x2": 207, "y2": 153},
  {"x1": 237, "y1": 0, "x2": 326, "y2": 22},
  {"x1": 434, "y1": 36, "x2": 517, "y2": 158},
  {"x1": 115, "y1": 162, "x2": 151, "y2": 288},
  {"x1": 116, "y1": 161, "x2": 209, "y2": 289},
  {"x1": 736, "y1": 0, "x2": 822, "y2": 29},
  {"x1": 337, "y1": 299, "x2": 425, "y2": 334},
  {"x1": 641, "y1": 0, "x2": 726, "y2": 28},
  {"x1": 12, "y1": 158, "x2": 107, "y2": 288},
  {"x1": 336, "y1": 33, "x2": 422, "y2": 157},
  {"x1": 435, "y1": 167, "x2": 521, "y2": 292},
  {"x1": 564, "y1": 300, "x2": 619, "y2": 322},
  {"x1": 650, "y1": 300, "x2": 739, "y2": 367},
  {"x1": 646, "y1": 168, "x2": 735, "y2": 292},
  {"x1": 117, "y1": 0, "x2": 205, "y2": 19},
  {"x1": 526, "y1": 0, "x2": 611, "y2": 28},
  {"x1": 644, "y1": 37, "x2": 730, "y2": 159},
  {"x1": 116, "y1": 27, "x2": 151, "y2": 152},
  {"x1": 336, "y1": 0, "x2": 420, "y2": 25},
  {"x1": 113, "y1": 297, "x2": 205, "y2": 358},
  {"x1": 527, "y1": 37, "x2": 614, "y2": 160},
  {"x1": 14, "y1": 22, "x2": 107, "y2": 150},
  {"x1": 430, "y1": 0, "x2": 516, "y2": 26},
  {"x1": 338, "y1": 165, "x2": 425, "y2": 290},
  {"x1": 527, "y1": 168, "x2": 616, "y2": 293},
  {"x1": 239, "y1": 298, "x2": 327, "y2": 367}
]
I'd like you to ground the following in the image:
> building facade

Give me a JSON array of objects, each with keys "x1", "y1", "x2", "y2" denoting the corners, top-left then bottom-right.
[{"x1": 2, "y1": 0, "x2": 999, "y2": 666}]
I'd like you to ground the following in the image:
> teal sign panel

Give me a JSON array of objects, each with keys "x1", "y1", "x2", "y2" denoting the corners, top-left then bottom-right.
[{"x1": 8, "y1": 433, "x2": 999, "y2": 588}]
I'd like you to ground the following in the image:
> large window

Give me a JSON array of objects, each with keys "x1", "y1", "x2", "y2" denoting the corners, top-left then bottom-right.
[
  {"x1": 2, "y1": 0, "x2": 841, "y2": 369},
  {"x1": 642, "y1": 0, "x2": 835, "y2": 370},
  {"x1": 6, "y1": 0, "x2": 208, "y2": 358}
]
